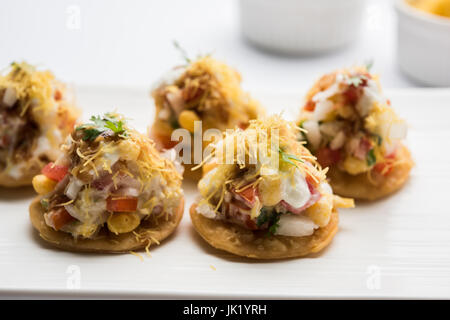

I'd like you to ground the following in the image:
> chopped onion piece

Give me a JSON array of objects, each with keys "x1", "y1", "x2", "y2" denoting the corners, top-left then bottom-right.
[
  {"x1": 65, "y1": 178, "x2": 84, "y2": 200},
  {"x1": 303, "y1": 120, "x2": 321, "y2": 150},
  {"x1": 311, "y1": 99, "x2": 334, "y2": 121},
  {"x1": 356, "y1": 80, "x2": 383, "y2": 117},
  {"x1": 388, "y1": 122, "x2": 408, "y2": 140},
  {"x1": 196, "y1": 201, "x2": 216, "y2": 219},
  {"x1": 3, "y1": 87, "x2": 17, "y2": 107},
  {"x1": 312, "y1": 82, "x2": 340, "y2": 103},
  {"x1": 275, "y1": 214, "x2": 318, "y2": 237},
  {"x1": 119, "y1": 187, "x2": 140, "y2": 197},
  {"x1": 330, "y1": 131, "x2": 346, "y2": 150},
  {"x1": 320, "y1": 121, "x2": 342, "y2": 137}
]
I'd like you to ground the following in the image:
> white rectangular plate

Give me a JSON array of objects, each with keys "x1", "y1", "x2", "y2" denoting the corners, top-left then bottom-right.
[{"x1": 1, "y1": 86, "x2": 449, "y2": 299}]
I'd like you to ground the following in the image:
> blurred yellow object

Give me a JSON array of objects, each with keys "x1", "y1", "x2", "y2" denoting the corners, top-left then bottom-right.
[
  {"x1": 333, "y1": 196, "x2": 355, "y2": 209},
  {"x1": 407, "y1": 0, "x2": 450, "y2": 18},
  {"x1": 117, "y1": 140, "x2": 140, "y2": 161},
  {"x1": 259, "y1": 175, "x2": 282, "y2": 207},
  {"x1": 178, "y1": 110, "x2": 199, "y2": 133},
  {"x1": 32, "y1": 174, "x2": 57, "y2": 195},
  {"x1": 107, "y1": 212, "x2": 140, "y2": 234},
  {"x1": 305, "y1": 194, "x2": 333, "y2": 227},
  {"x1": 342, "y1": 156, "x2": 369, "y2": 175}
]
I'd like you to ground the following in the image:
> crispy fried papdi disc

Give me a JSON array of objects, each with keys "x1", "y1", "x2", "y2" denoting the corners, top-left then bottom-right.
[
  {"x1": 328, "y1": 145, "x2": 413, "y2": 201},
  {"x1": 0, "y1": 157, "x2": 45, "y2": 187},
  {"x1": 29, "y1": 197, "x2": 184, "y2": 253},
  {"x1": 190, "y1": 204, "x2": 339, "y2": 260}
]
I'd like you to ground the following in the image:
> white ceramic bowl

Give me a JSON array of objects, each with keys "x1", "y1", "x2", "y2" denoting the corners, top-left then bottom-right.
[
  {"x1": 239, "y1": 0, "x2": 367, "y2": 55},
  {"x1": 395, "y1": 0, "x2": 450, "y2": 87}
]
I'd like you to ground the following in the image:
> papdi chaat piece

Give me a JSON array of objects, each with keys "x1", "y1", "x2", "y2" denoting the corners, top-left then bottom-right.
[
  {"x1": 190, "y1": 116, "x2": 354, "y2": 259},
  {"x1": 298, "y1": 65, "x2": 413, "y2": 200},
  {"x1": 0, "y1": 62, "x2": 79, "y2": 187},
  {"x1": 29, "y1": 113, "x2": 184, "y2": 252},
  {"x1": 150, "y1": 55, "x2": 263, "y2": 177}
]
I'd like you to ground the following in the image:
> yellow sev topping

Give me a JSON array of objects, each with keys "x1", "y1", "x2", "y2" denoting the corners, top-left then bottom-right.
[
  {"x1": 196, "y1": 115, "x2": 328, "y2": 211},
  {"x1": 152, "y1": 55, "x2": 262, "y2": 134},
  {"x1": 72, "y1": 114, "x2": 181, "y2": 192},
  {"x1": 0, "y1": 62, "x2": 56, "y2": 116},
  {"x1": 70, "y1": 113, "x2": 182, "y2": 204}
]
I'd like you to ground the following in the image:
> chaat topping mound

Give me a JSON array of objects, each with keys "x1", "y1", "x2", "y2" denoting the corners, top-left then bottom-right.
[
  {"x1": 190, "y1": 116, "x2": 353, "y2": 259},
  {"x1": 31, "y1": 113, "x2": 183, "y2": 244},
  {"x1": 298, "y1": 65, "x2": 411, "y2": 185},
  {"x1": 151, "y1": 55, "x2": 262, "y2": 150},
  {"x1": 0, "y1": 61, "x2": 79, "y2": 186}
]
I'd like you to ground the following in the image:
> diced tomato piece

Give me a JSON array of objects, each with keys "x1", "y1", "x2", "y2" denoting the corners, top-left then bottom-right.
[
  {"x1": 238, "y1": 122, "x2": 249, "y2": 130},
  {"x1": 344, "y1": 86, "x2": 359, "y2": 104},
  {"x1": 54, "y1": 89, "x2": 62, "y2": 101},
  {"x1": 304, "y1": 100, "x2": 316, "y2": 112},
  {"x1": 151, "y1": 131, "x2": 179, "y2": 149},
  {"x1": 305, "y1": 174, "x2": 318, "y2": 188},
  {"x1": 245, "y1": 215, "x2": 258, "y2": 230},
  {"x1": 41, "y1": 163, "x2": 68, "y2": 182},
  {"x1": 106, "y1": 196, "x2": 138, "y2": 212},
  {"x1": 373, "y1": 162, "x2": 392, "y2": 176},
  {"x1": 234, "y1": 186, "x2": 257, "y2": 206},
  {"x1": 373, "y1": 152, "x2": 396, "y2": 176},
  {"x1": 316, "y1": 147, "x2": 341, "y2": 168},
  {"x1": 50, "y1": 208, "x2": 75, "y2": 231}
]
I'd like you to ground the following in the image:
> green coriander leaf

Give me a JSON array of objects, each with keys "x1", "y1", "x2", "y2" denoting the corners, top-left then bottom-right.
[
  {"x1": 257, "y1": 208, "x2": 282, "y2": 237},
  {"x1": 173, "y1": 40, "x2": 191, "y2": 64},
  {"x1": 76, "y1": 113, "x2": 127, "y2": 141},
  {"x1": 374, "y1": 134, "x2": 382, "y2": 146},
  {"x1": 365, "y1": 59, "x2": 374, "y2": 72},
  {"x1": 104, "y1": 120, "x2": 125, "y2": 134},
  {"x1": 40, "y1": 198, "x2": 49, "y2": 210},
  {"x1": 257, "y1": 208, "x2": 270, "y2": 227},
  {"x1": 347, "y1": 75, "x2": 363, "y2": 87},
  {"x1": 266, "y1": 214, "x2": 281, "y2": 237},
  {"x1": 82, "y1": 128, "x2": 102, "y2": 141},
  {"x1": 367, "y1": 149, "x2": 376, "y2": 166}
]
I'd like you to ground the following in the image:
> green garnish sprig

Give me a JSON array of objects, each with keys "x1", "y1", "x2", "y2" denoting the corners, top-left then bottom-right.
[
  {"x1": 346, "y1": 60, "x2": 374, "y2": 87},
  {"x1": 279, "y1": 147, "x2": 304, "y2": 167},
  {"x1": 173, "y1": 40, "x2": 192, "y2": 64},
  {"x1": 76, "y1": 113, "x2": 127, "y2": 142}
]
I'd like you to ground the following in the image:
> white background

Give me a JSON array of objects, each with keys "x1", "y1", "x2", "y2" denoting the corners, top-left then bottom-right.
[{"x1": 0, "y1": 0, "x2": 421, "y2": 92}]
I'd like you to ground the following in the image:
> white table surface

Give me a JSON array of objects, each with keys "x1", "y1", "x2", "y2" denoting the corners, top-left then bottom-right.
[{"x1": 0, "y1": 0, "x2": 423, "y2": 93}]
